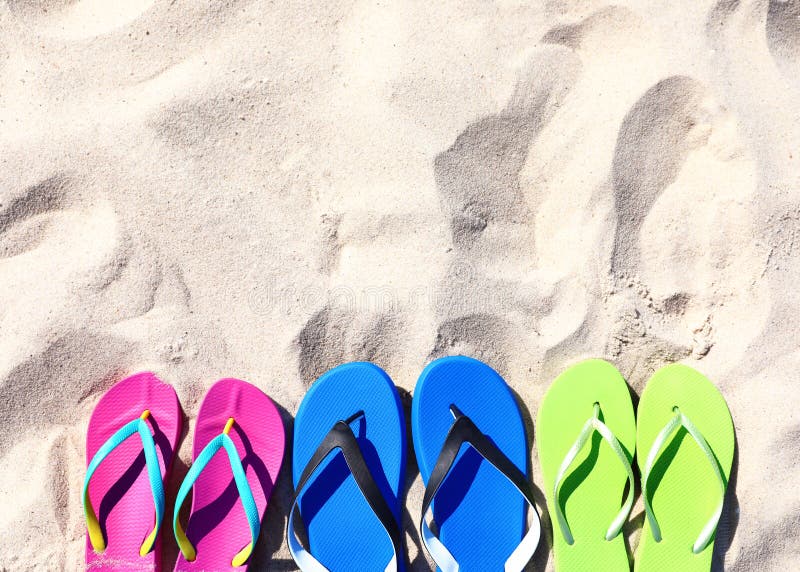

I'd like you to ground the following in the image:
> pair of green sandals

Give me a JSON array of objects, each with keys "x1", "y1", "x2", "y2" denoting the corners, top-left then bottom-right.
[{"x1": 538, "y1": 360, "x2": 734, "y2": 571}]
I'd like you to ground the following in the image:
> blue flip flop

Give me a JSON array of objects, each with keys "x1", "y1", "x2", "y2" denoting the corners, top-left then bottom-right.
[
  {"x1": 288, "y1": 362, "x2": 407, "y2": 572},
  {"x1": 412, "y1": 356, "x2": 541, "y2": 571}
]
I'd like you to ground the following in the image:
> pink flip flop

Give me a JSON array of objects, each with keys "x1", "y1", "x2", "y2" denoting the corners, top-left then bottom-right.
[
  {"x1": 173, "y1": 378, "x2": 285, "y2": 571},
  {"x1": 83, "y1": 372, "x2": 182, "y2": 571}
]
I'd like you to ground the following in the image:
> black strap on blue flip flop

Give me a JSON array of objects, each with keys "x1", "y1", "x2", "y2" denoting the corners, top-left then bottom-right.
[
  {"x1": 419, "y1": 406, "x2": 541, "y2": 571},
  {"x1": 287, "y1": 413, "x2": 403, "y2": 572}
]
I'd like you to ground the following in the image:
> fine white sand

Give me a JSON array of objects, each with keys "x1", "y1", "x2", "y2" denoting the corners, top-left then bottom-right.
[{"x1": 0, "y1": 2, "x2": 798, "y2": 570}]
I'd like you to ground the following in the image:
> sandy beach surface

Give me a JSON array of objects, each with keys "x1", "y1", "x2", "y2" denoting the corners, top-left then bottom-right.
[{"x1": 0, "y1": 1, "x2": 798, "y2": 570}]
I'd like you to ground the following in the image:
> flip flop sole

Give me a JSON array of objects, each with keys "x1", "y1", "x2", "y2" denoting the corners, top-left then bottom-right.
[
  {"x1": 536, "y1": 359, "x2": 635, "y2": 571},
  {"x1": 85, "y1": 372, "x2": 182, "y2": 572},
  {"x1": 412, "y1": 356, "x2": 528, "y2": 571},
  {"x1": 175, "y1": 378, "x2": 285, "y2": 571},
  {"x1": 635, "y1": 364, "x2": 734, "y2": 572},
  {"x1": 293, "y1": 362, "x2": 406, "y2": 572}
]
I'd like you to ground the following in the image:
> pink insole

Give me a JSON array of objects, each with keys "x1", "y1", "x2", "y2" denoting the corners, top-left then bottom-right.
[
  {"x1": 174, "y1": 378, "x2": 285, "y2": 572},
  {"x1": 85, "y1": 372, "x2": 182, "y2": 572}
]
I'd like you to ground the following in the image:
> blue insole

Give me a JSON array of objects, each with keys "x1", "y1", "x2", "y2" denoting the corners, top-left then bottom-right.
[
  {"x1": 293, "y1": 362, "x2": 406, "y2": 572},
  {"x1": 412, "y1": 356, "x2": 528, "y2": 571}
]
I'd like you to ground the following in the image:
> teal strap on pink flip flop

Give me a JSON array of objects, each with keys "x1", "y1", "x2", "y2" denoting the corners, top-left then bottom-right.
[
  {"x1": 82, "y1": 410, "x2": 164, "y2": 556},
  {"x1": 173, "y1": 418, "x2": 261, "y2": 567}
]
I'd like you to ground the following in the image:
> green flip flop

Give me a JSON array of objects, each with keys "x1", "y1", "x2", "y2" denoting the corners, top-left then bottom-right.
[
  {"x1": 537, "y1": 359, "x2": 636, "y2": 571},
  {"x1": 635, "y1": 364, "x2": 734, "y2": 572}
]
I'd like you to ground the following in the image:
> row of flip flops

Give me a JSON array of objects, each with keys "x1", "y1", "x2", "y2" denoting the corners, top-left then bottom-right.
[{"x1": 83, "y1": 356, "x2": 733, "y2": 572}]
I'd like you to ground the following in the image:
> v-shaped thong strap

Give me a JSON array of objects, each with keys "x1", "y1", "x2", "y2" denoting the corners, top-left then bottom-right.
[
  {"x1": 552, "y1": 403, "x2": 635, "y2": 546},
  {"x1": 419, "y1": 406, "x2": 541, "y2": 572},
  {"x1": 83, "y1": 410, "x2": 164, "y2": 557},
  {"x1": 173, "y1": 418, "x2": 261, "y2": 568},
  {"x1": 287, "y1": 413, "x2": 403, "y2": 572},
  {"x1": 641, "y1": 407, "x2": 726, "y2": 554}
]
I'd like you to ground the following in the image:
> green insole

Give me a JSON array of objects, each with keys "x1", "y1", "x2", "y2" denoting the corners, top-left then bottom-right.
[
  {"x1": 635, "y1": 364, "x2": 734, "y2": 572},
  {"x1": 537, "y1": 359, "x2": 636, "y2": 571}
]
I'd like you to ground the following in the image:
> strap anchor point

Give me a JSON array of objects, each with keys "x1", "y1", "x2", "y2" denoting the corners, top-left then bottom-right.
[
  {"x1": 223, "y1": 417, "x2": 235, "y2": 435},
  {"x1": 448, "y1": 404, "x2": 464, "y2": 419},
  {"x1": 343, "y1": 410, "x2": 365, "y2": 425}
]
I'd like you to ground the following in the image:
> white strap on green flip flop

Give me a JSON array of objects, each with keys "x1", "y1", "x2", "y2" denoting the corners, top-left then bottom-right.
[
  {"x1": 641, "y1": 407, "x2": 726, "y2": 554},
  {"x1": 553, "y1": 403, "x2": 635, "y2": 546}
]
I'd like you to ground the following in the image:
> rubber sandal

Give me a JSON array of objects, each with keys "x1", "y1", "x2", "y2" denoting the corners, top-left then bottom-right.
[
  {"x1": 173, "y1": 378, "x2": 285, "y2": 571},
  {"x1": 288, "y1": 362, "x2": 406, "y2": 572},
  {"x1": 83, "y1": 372, "x2": 182, "y2": 571},
  {"x1": 634, "y1": 364, "x2": 734, "y2": 572},
  {"x1": 536, "y1": 359, "x2": 636, "y2": 571},
  {"x1": 412, "y1": 356, "x2": 541, "y2": 571}
]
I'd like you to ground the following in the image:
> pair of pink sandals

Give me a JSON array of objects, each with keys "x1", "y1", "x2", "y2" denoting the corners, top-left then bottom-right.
[{"x1": 83, "y1": 372, "x2": 285, "y2": 571}]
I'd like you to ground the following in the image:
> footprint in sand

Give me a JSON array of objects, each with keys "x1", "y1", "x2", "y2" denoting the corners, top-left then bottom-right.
[
  {"x1": 0, "y1": 167, "x2": 131, "y2": 566},
  {"x1": 0, "y1": 164, "x2": 169, "y2": 446},
  {"x1": 610, "y1": 76, "x2": 709, "y2": 277},
  {"x1": 0, "y1": 150, "x2": 212, "y2": 568},
  {"x1": 427, "y1": 313, "x2": 521, "y2": 376},
  {"x1": 295, "y1": 304, "x2": 403, "y2": 388},
  {"x1": 5, "y1": 1, "x2": 257, "y2": 91},
  {"x1": 430, "y1": 47, "x2": 580, "y2": 370},
  {"x1": 0, "y1": 171, "x2": 121, "y2": 359},
  {"x1": 428, "y1": 7, "x2": 768, "y2": 385},
  {"x1": 434, "y1": 48, "x2": 579, "y2": 255},
  {"x1": 7, "y1": 0, "x2": 157, "y2": 40},
  {"x1": 607, "y1": 75, "x2": 766, "y2": 383},
  {"x1": 766, "y1": 0, "x2": 800, "y2": 84}
]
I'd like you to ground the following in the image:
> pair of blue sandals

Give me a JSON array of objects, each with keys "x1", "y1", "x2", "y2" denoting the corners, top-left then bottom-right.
[{"x1": 289, "y1": 356, "x2": 540, "y2": 571}]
